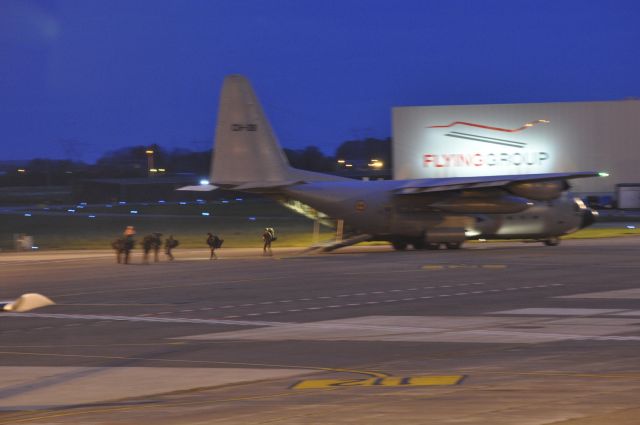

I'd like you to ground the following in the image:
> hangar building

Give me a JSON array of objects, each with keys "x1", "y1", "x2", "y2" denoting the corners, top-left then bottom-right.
[{"x1": 392, "y1": 100, "x2": 640, "y2": 198}]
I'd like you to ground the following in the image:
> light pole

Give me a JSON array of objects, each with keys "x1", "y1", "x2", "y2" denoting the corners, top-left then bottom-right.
[{"x1": 145, "y1": 149, "x2": 155, "y2": 177}]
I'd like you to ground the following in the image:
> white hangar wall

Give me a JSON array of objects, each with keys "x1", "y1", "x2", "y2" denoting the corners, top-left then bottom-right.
[{"x1": 392, "y1": 100, "x2": 640, "y2": 194}]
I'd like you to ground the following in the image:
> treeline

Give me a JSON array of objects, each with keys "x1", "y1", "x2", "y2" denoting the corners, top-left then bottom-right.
[{"x1": 1, "y1": 137, "x2": 391, "y2": 186}]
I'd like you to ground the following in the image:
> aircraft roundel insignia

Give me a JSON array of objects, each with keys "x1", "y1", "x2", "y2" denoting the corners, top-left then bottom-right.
[{"x1": 355, "y1": 200, "x2": 367, "y2": 212}]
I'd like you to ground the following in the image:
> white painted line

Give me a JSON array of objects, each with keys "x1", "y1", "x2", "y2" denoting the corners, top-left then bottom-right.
[
  {"x1": 490, "y1": 308, "x2": 628, "y2": 316},
  {"x1": 327, "y1": 305, "x2": 342, "y2": 308},
  {"x1": 419, "y1": 296, "x2": 433, "y2": 299},
  {"x1": 287, "y1": 309, "x2": 302, "y2": 312},
  {"x1": 279, "y1": 300, "x2": 293, "y2": 303},
  {"x1": 401, "y1": 298, "x2": 416, "y2": 301},
  {"x1": 220, "y1": 305, "x2": 235, "y2": 309},
  {"x1": 346, "y1": 303, "x2": 361, "y2": 307},
  {"x1": 365, "y1": 301, "x2": 380, "y2": 304},
  {"x1": 318, "y1": 296, "x2": 332, "y2": 299},
  {"x1": 260, "y1": 301, "x2": 274, "y2": 305},
  {"x1": 266, "y1": 311, "x2": 281, "y2": 314},
  {"x1": 454, "y1": 293, "x2": 468, "y2": 296},
  {"x1": 384, "y1": 300, "x2": 397, "y2": 303},
  {"x1": 239, "y1": 304, "x2": 254, "y2": 307},
  {"x1": 306, "y1": 307, "x2": 321, "y2": 310},
  {"x1": 372, "y1": 291, "x2": 385, "y2": 294}
]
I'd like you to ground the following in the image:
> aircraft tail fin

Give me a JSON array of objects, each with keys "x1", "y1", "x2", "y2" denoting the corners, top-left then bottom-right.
[{"x1": 211, "y1": 75, "x2": 346, "y2": 188}]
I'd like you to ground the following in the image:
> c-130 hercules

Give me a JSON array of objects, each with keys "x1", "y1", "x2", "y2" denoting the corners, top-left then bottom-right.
[{"x1": 186, "y1": 75, "x2": 601, "y2": 251}]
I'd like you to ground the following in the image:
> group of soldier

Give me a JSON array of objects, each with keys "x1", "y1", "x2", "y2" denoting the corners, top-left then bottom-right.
[
  {"x1": 111, "y1": 226, "x2": 276, "y2": 264},
  {"x1": 111, "y1": 226, "x2": 178, "y2": 264}
]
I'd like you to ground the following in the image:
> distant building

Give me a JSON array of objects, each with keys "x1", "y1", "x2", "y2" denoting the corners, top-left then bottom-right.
[{"x1": 393, "y1": 100, "x2": 640, "y2": 196}]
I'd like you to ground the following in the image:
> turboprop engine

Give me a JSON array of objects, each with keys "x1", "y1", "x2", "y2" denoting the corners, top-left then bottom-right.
[{"x1": 506, "y1": 180, "x2": 568, "y2": 201}]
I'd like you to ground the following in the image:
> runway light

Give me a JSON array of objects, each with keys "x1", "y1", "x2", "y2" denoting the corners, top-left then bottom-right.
[
  {"x1": 235, "y1": 198, "x2": 243, "y2": 201},
  {"x1": 598, "y1": 172, "x2": 610, "y2": 177},
  {"x1": 248, "y1": 216, "x2": 256, "y2": 221},
  {"x1": 24, "y1": 213, "x2": 32, "y2": 217},
  {"x1": 67, "y1": 209, "x2": 76, "y2": 213},
  {"x1": 199, "y1": 179, "x2": 210, "y2": 185},
  {"x1": 118, "y1": 201, "x2": 126, "y2": 205},
  {"x1": 31, "y1": 246, "x2": 39, "y2": 250},
  {"x1": 88, "y1": 215, "x2": 96, "y2": 218},
  {"x1": 222, "y1": 200, "x2": 229, "y2": 204},
  {"x1": 130, "y1": 210, "x2": 138, "y2": 214},
  {"x1": 626, "y1": 225, "x2": 636, "y2": 229},
  {"x1": 179, "y1": 201, "x2": 187, "y2": 205},
  {"x1": 201, "y1": 212, "x2": 210, "y2": 216},
  {"x1": 158, "y1": 200, "x2": 166, "y2": 204},
  {"x1": 479, "y1": 239, "x2": 486, "y2": 242},
  {"x1": 105, "y1": 204, "x2": 113, "y2": 208}
]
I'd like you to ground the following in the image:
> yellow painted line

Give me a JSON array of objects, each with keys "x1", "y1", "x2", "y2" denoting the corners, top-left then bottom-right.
[
  {"x1": 291, "y1": 375, "x2": 464, "y2": 389},
  {"x1": 481, "y1": 264, "x2": 507, "y2": 269},
  {"x1": 421, "y1": 265, "x2": 444, "y2": 270}
]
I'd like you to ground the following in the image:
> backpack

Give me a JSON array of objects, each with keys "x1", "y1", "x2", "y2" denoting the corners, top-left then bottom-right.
[{"x1": 214, "y1": 237, "x2": 223, "y2": 249}]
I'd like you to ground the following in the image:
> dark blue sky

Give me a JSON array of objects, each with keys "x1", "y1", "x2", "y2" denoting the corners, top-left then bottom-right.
[{"x1": 2, "y1": 0, "x2": 639, "y2": 162}]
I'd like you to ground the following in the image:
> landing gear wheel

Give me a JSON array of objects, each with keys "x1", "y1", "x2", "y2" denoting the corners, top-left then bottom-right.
[
  {"x1": 445, "y1": 242, "x2": 462, "y2": 250},
  {"x1": 411, "y1": 240, "x2": 425, "y2": 250},
  {"x1": 391, "y1": 240, "x2": 408, "y2": 251},
  {"x1": 543, "y1": 237, "x2": 560, "y2": 246}
]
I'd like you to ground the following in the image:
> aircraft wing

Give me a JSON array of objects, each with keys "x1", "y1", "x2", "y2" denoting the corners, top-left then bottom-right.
[{"x1": 396, "y1": 172, "x2": 602, "y2": 194}]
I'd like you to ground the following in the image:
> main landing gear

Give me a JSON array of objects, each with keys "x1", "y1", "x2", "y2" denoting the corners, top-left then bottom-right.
[{"x1": 391, "y1": 239, "x2": 463, "y2": 251}]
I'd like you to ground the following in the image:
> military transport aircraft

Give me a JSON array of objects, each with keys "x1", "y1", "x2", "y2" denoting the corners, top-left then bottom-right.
[{"x1": 183, "y1": 75, "x2": 601, "y2": 251}]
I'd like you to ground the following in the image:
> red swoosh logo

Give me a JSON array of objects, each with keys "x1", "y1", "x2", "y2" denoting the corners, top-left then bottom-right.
[{"x1": 427, "y1": 119, "x2": 549, "y2": 133}]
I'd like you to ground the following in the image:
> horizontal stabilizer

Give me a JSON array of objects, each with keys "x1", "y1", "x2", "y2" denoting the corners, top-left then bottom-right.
[
  {"x1": 176, "y1": 184, "x2": 218, "y2": 192},
  {"x1": 1, "y1": 293, "x2": 54, "y2": 313}
]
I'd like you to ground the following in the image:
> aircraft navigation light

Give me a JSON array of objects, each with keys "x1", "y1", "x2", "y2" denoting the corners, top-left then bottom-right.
[
  {"x1": 201, "y1": 212, "x2": 210, "y2": 216},
  {"x1": 598, "y1": 172, "x2": 610, "y2": 177},
  {"x1": 200, "y1": 179, "x2": 210, "y2": 185}
]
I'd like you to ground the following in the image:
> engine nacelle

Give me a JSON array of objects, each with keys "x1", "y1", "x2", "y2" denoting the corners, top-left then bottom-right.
[{"x1": 506, "y1": 180, "x2": 568, "y2": 201}]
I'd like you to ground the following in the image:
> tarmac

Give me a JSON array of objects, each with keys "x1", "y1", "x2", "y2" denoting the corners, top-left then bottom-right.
[{"x1": 1, "y1": 238, "x2": 640, "y2": 424}]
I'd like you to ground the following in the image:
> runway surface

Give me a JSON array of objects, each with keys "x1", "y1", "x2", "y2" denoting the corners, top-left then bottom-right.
[{"x1": 1, "y1": 238, "x2": 640, "y2": 424}]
